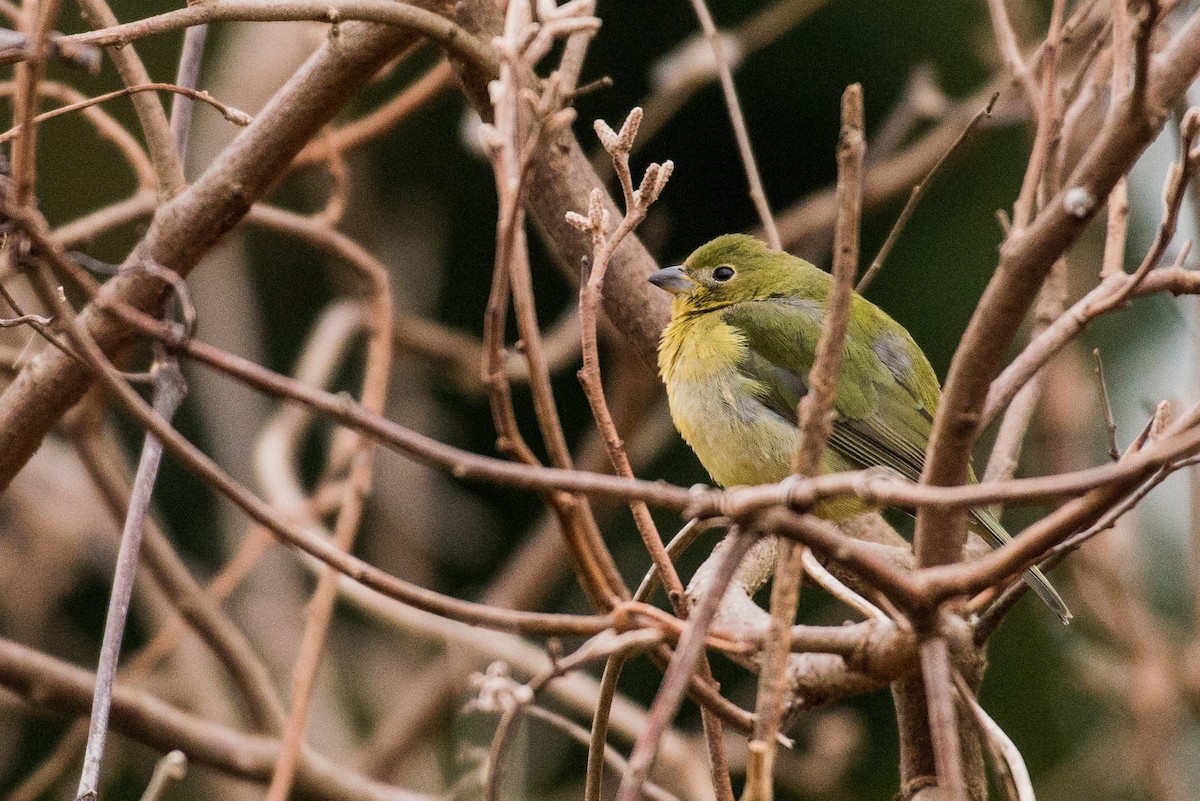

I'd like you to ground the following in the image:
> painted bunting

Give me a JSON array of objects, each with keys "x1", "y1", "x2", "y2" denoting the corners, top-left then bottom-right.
[{"x1": 649, "y1": 234, "x2": 1070, "y2": 623}]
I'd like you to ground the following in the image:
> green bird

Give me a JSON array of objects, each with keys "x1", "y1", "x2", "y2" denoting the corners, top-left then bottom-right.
[{"x1": 649, "y1": 234, "x2": 1070, "y2": 623}]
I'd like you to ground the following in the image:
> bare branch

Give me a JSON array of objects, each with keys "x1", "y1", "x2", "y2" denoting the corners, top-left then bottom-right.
[
  {"x1": 0, "y1": 638, "x2": 432, "y2": 801},
  {"x1": 915, "y1": 10, "x2": 1200, "y2": 565}
]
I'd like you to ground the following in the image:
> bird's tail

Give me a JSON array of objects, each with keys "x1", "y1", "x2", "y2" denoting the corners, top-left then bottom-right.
[{"x1": 969, "y1": 508, "x2": 1072, "y2": 624}]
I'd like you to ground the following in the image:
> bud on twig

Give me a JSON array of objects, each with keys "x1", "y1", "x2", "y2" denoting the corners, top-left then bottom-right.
[
  {"x1": 593, "y1": 118, "x2": 620, "y2": 153},
  {"x1": 222, "y1": 106, "x2": 253, "y2": 127},
  {"x1": 634, "y1": 159, "x2": 674, "y2": 207},
  {"x1": 564, "y1": 210, "x2": 592, "y2": 232},
  {"x1": 594, "y1": 107, "x2": 643, "y2": 157},
  {"x1": 617, "y1": 106, "x2": 642, "y2": 151},
  {"x1": 587, "y1": 187, "x2": 609, "y2": 235}
]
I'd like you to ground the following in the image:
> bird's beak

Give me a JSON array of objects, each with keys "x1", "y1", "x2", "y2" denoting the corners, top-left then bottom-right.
[{"x1": 648, "y1": 265, "x2": 695, "y2": 295}]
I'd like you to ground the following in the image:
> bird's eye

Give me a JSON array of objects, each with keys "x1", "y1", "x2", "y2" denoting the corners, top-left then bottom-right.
[{"x1": 713, "y1": 266, "x2": 735, "y2": 282}]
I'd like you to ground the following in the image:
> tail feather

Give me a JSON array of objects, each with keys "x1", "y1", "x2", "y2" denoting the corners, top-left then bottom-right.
[{"x1": 970, "y1": 508, "x2": 1072, "y2": 624}]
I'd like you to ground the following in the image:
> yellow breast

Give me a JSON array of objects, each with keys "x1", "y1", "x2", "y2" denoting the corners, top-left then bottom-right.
[
  {"x1": 657, "y1": 306, "x2": 867, "y2": 520},
  {"x1": 658, "y1": 310, "x2": 797, "y2": 488}
]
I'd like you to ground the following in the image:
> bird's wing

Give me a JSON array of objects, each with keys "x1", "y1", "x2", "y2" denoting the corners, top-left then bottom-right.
[
  {"x1": 723, "y1": 298, "x2": 940, "y2": 483},
  {"x1": 723, "y1": 300, "x2": 1074, "y2": 623}
]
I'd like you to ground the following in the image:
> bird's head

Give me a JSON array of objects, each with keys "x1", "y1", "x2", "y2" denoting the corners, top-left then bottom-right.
[{"x1": 648, "y1": 234, "x2": 808, "y2": 313}]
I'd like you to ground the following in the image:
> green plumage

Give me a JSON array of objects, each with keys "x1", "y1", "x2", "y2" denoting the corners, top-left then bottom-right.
[{"x1": 652, "y1": 234, "x2": 1069, "y2": 623}]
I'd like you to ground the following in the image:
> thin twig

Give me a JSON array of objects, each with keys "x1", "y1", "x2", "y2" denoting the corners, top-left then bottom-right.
[
  {"x1": 1040, "y1": 457, "x2": 1200, "y2": 563},
  {"x1": 743, "y1": 541, "x2": 804, "y2": 801},
  {"x1": 481, "y1": 0, "x2": 625, "y2": 612},
  {"x1": 0, "y1": 80, "x2": 156, "y2": 189},
  {"x1": 1097, "y1": 109, "x2": 1200, "y2": 309},
  {"x1": 985, "y1": 0, "x2": 1041, "y2": 110},
  {"x1": 0, "y1": 310, "x2": 49, "y2": 326},
  {"x1": 0, "y1": 81, "x2": 252, "y2": 144},
  {"x1": 633, "y1": 518, "x2": 719, "y2": 603},
  {"x1": 683, "y1": 0, "x2": 779, "y2": 247},
  {"x1": 523, "y1": 706, "x2": 681, "y2": 801},
  {"x1": 0, "y1": 637, "x2": 431, "y2": 801},
  {"x1": 314, "y1": 123, "x2": 351, "y2": 223},
  {"x1": 791, "y1": 82, "x2": 863, "y2": 478},
  {"x1": 483, "y1": 629, "x2": 665, "y2": 801},
  {"x1": 74, "y1": 0, "x2": 185, "y2": 196},
  {"x1": 951, "y1": 673, "x2": 1031, "y2": 801},
  {"x1": 857, "y1": 92, "x2": 997, "y2": 294},
  {"x1": 615, "y1": 528, "x2": 758, "y2": 801},
  {"x1": 138, "y1": 751, "x2": 187, "y2": 801},
  {"x1": 747, "y1": 83, "x2": 864, "y2": 801},
  {"x1": 1010, "y1": 0, "x2": 1067, "y2": 233},
  {"x1": 264, "y1": 216, "x2": 393, "y2": 801},
  {"x1": 9, "y1": 0, "x2": 67, "y2": 208},
  {"x1": 573, "y1": 109, "x2": 681, "y2": 607},
  {"x1": 1102, "y1": 0, "x2": 1132, "y2": 278},
  {"x1": 292, "y1": 59, "x2": 453, "y2": 167},
  {"x1": 801, "y1": 549, "x2": 888, "y2": 622},
  {"x1": 168, "y1": 25, "x2": 208, "y2": 162},
  {"x1": 1192, "y1": 298, "x2": 1200, "y2": 652},
  {"x1": 77, "y1": 350, "x2": 187, "y2": 800},
  {"x1": 585, "y1": 653, "x2": 628, "y2": 801},
  {"x1": 68, "y1": 419, "x2": 286, "y2": 733},
  {"x1": 629, "y1": 0, "x2": 828, "y2": 170},
  {"x1": 1093, "y1": 348, "x2": 1120, "y2": 460}
]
